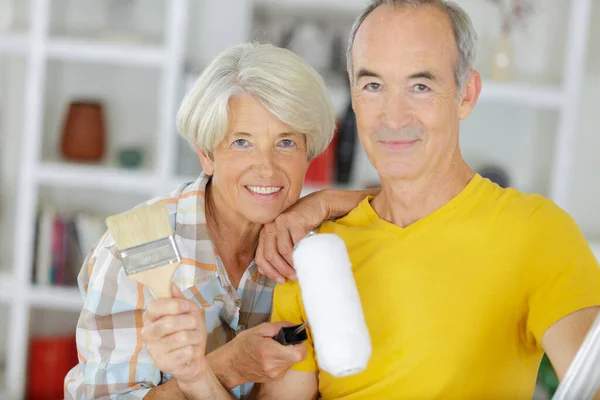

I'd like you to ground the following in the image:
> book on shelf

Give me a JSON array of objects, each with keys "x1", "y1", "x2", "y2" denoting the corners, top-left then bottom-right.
[{"x1": 33, "y1": 207, "x2": 106, "y2": 287}]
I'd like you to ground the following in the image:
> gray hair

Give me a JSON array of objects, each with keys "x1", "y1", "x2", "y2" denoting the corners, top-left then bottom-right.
[
  {"x1": 346, "y1": 0, "x2": 478, "y2": 91},
  {"x1": 177, "y1": 42, "x2": 336, "y2": 160}
]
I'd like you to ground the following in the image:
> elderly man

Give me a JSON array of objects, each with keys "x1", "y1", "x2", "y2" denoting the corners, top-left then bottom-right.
[{"x1": 157, "y1": 1, "x2": 600, "y2": 399}]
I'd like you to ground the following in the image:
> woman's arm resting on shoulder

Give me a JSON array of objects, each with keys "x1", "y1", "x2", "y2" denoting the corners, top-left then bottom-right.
[{"x1": 256, "y1": 187, "x2": 380, "y2": 283}]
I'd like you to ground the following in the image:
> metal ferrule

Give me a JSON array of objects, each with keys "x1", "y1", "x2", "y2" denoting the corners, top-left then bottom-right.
[{"x1": 120, "y1": 235, "x2": 181, "y2": 275}]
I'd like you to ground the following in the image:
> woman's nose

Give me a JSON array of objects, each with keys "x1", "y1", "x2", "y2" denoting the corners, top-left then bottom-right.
[{"x1": 253, "y1": 150, "x2": 276, "y2": 178}]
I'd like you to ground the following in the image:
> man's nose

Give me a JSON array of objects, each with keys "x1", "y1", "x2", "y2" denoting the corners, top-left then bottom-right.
[{"x1": 382, "y1": 91, "x2": 413, "y2": 131}]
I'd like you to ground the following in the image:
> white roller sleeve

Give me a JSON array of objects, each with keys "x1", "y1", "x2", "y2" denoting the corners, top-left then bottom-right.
[{"x1": 292, "y1": 233, "x2": 372, "y2": 377}]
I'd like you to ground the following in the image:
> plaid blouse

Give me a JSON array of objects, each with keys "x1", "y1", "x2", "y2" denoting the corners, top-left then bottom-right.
[{"x1": 64, "y1": 173, "x2": 275, "y2": 399}]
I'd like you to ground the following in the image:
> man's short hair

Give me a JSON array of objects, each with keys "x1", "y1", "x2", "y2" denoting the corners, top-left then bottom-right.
[{"x1": 347, "y1": 0, "x2": 478, "y2": 91}]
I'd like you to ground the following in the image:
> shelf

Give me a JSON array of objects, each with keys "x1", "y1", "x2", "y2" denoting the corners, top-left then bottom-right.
[
  {"x1": 0, "y1": 371, "x2": 5, "y2": 400},
  {"x1": 479, "y1": 81, "x2": 564, "y2": 109},
  {"x1": 28, "y1": 285, "x2": 82, "y2": 312},
  {"x1": 0, "y1": 272, "x2": 15, "y2": 303},
  {"x1": 0, "y1": 33, "x2": 28, "y2": 55},
  {"x1": 36, "y1": 162, "x2": 158, "y2": 195},
  {"x1": 47, "y1": 37, "x2": 166, "y2": 67}
]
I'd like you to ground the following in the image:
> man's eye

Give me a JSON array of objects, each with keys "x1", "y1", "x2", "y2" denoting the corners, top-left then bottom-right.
[
  {"x1": 364, "y1": 82, "x2": 381, "y2": 92},
  {"x1": 413, "y1": 84, "x2": 430, "y2": 93}
]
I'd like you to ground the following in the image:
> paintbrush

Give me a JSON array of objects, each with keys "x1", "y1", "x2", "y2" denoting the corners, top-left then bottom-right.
[{"x1": 105, "y1": 202, "x2": 181, "y2": 298}]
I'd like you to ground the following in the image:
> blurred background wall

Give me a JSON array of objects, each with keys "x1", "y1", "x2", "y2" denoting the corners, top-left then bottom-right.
[{"x1": 0, "y1": 0, "x2": 599, "y2": 398}]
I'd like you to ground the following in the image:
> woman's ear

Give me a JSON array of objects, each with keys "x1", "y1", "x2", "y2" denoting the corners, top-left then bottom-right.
[{"x1": 195, "y1": 145, "x2": 214, "y2": 176}]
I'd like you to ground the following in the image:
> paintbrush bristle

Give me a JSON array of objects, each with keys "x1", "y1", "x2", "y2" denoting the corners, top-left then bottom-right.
[{"x1": 106, "y1": 202, "x2": 173, "y2": 250}]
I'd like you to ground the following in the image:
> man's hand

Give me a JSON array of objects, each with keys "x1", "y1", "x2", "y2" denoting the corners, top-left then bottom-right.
[
  {"x1": 212, "y1": 322, "x2": 308, "y2": 387},
  {"x1": 142, "y1": 284, "x2": 208, "y2": 388}
]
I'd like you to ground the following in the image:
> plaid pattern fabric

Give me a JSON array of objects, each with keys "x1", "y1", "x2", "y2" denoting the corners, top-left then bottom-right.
[{"x1": 64, "y1": 173, "x2": 275, "y2": 399}]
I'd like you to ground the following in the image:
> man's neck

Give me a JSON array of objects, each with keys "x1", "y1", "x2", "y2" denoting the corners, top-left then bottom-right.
[{"x1": 372, "y1": 160, "x2": 475, "y2": 228}]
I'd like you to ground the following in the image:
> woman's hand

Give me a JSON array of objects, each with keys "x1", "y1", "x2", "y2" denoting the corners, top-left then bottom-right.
[
  {"x1": 256, "y1": 188, "x2": 380, "y2": 283},
  {"x1": 255, "y1": 191, "x2": 326, "y2": 284},
  {"x1": 142, "y1": 284, "x2": 207, "y2": 387},
  {"x1": 210, "y1": 322, "x2": 307, "y2": 387}
]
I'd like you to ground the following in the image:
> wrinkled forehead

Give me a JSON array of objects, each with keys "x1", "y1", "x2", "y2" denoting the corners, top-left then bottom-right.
[{"x1": 352, "y1": 5, "x2": 458, "y2": 78}]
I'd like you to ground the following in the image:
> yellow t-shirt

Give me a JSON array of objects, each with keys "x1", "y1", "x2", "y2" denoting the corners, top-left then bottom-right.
[{"x1": 271, "y1": 174, "x2": 600, "y2": 400}]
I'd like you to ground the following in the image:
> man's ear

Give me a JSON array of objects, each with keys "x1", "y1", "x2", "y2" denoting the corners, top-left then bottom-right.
[
  {"x1": 195, "y1": 145, "x2": 214, "y2": 175},
  {"x1": 458, "y1": 69, "x2": 482, "y2": 121}
]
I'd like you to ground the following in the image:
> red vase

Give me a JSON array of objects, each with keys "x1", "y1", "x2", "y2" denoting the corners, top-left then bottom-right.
[{"x1": 60, "y1": 101, "x2": 106, "y2": 162}]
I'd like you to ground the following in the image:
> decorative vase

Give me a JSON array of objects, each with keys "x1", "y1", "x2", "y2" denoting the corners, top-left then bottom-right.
[
  {"x1": 491, "y1": 30, "x2": 513, "y2": 81},
  {"x1": 60, "y1": 101, "x2": 106, "y2": 162}
]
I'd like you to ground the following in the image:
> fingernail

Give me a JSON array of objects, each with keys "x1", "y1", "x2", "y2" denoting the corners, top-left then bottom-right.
[
  {"x1": 290, "y1": 274, "x2": 298, "y2": 281},
  {"x1": 276, "y1": 277, "x2": 286, "y2": 285}
]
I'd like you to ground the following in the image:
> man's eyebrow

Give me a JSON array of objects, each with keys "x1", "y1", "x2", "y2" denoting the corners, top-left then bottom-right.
[
  {"x1": 355, "y1": 69, "x2": 438, "y2": 82},
  {"x1": 408, "y1": 71, "x2": 437, "y2": 81},
  {"x1": 355, "y1": 68, "x2": 382, "y2": 81}
]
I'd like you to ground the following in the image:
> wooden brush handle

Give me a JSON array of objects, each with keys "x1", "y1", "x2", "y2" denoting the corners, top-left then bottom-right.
[{"x1": 129, "y1": 262, "x2": 180, "y2": 298}]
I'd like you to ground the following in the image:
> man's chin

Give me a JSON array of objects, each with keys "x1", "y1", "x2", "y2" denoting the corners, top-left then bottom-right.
[{"x1": 376, "y1": 162, "x2": 422, "y2": 182}]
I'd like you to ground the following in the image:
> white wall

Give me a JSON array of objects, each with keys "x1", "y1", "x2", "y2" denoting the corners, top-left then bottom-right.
[
  {"x1": 0, "y1": 57, "x2": 25, "y2": 276},
  {"x1": 567, "y1": 2, "x2": 600, "y2": 238}
]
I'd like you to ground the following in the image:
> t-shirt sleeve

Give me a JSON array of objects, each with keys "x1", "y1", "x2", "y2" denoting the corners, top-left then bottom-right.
[
  {"x1": 270, "y1": 280, "x2": 318, "y2": 372},
  {"x1": 525, "y1": 200, "x2": 600, "y2": 348}
]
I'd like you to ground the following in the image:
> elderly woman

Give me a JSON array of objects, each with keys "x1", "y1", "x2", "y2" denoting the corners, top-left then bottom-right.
[{"x1": 64, "y1": 42, "x2": 375, "y2": 399}]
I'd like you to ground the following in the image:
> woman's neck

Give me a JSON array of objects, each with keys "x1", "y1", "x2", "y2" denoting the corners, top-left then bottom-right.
[{"x1": 205, "y1": 182, "x2": 262, "y2": 288}]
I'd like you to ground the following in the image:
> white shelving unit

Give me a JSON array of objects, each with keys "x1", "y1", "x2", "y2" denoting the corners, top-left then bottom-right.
[
  {"x1": 36, "y1": 161, "x2": 158, "y2": 194},
  {"x1": 0, "y1": 0, "x2": 597, "y2": 398},
  {"x1": 46, "y1": 37, "x2": 167, "y2": 66},
  {"x1": 0, "y1": 34, "x2": 29, "y2": 55},
  {"x1": 478, "y1": 81, "x2": 564, "y2": 109},
  {"x1": 1, "y1": 0, "x2": 192, "y2": 398}
]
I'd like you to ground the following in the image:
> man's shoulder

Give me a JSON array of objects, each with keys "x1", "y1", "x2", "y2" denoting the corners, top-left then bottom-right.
[
  {"x1": 477, "y1": 182, "x2": 580, "y2": 243},
  {"x1": 478, "y1": 180, "x2": 566, "y2": 225},
  {"x1": 320, "y1": 196, "x2": 374, "y2": 231}
]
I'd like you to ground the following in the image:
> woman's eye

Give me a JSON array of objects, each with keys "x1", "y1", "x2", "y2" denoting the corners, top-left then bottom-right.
[
  {"x1": 278, "y1": 139, "x2": 296, "y2": 148},
  {"x1": 364, "y1": 82, "x2": 381, "y2": 92},
  {"x1": 233, "y1": 139, "x2": 249, "y2": 148}
]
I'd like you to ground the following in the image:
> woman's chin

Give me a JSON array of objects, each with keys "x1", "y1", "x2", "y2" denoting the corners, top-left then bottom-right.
[{"x1": 241, "y1": 208, "x2": 283, "y2": 225}]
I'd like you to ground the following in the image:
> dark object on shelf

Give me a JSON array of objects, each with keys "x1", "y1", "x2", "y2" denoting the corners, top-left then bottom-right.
[
  {"x1": 335, "y1": 102, "x2": 357, "y2": 184},
  {"x1": 118, "y1": 147, "x2": 144, "y2": 169},
  {"x1": 305, "y1": 121, "x2": 339, "y2": 185},
  {"x1": 61, "y1": 100, "x2": 106, "y2": 162},
  {"x1": 479, "y1": 165, "x2": 510, "y2": 188}
]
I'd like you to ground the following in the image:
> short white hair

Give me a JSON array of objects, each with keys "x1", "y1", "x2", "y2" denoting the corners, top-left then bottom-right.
[{"x1": 177, "y1": 42, "x2": 336, "y2": 160}]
